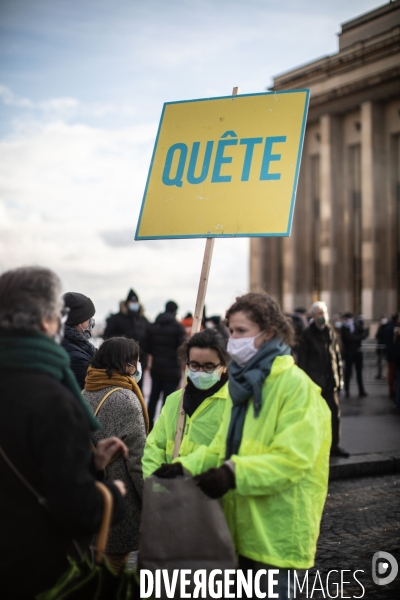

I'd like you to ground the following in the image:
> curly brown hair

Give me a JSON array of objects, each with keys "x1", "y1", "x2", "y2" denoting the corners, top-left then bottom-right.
[{"x1": 225, "y1": 292, "x2": 295, "y2": 347}]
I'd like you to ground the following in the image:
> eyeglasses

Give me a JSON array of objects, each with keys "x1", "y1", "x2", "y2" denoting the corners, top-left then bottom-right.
[
  {"x1": 60, "y1": 307, "x2": 70, "y2": 325},
  {"x1": 187, "y1": 361, "x2": 222, "y2": 374}
]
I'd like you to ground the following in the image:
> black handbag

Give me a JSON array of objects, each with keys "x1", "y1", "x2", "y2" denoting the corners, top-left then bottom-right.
[{"x1": 138, "y1": 476, "x2": 237, "y2": 598}]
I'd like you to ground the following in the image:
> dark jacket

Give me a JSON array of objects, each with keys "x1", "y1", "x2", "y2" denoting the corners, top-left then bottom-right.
[
  {"x1": 376, "y1": 322, "x2": 388, "y2": 347},
  {"x1": 142, "y1": 311, "x2": 186, "y2": 381},
  {"x1": 341, "y1": 322, "x2": 369, "y2": 353},
  {"x1": 297, "y1": 322, "x2": 343, "y2": 396},
  {"x1": 384, "y1": 321, "x2": 399, "y2": 362},
  {"x1": 0, "y1": 370, "x2": 125, "y2": 600},
  {"x1": 393, "y1": 332, "x2": 400, "y2": 369},
  {"x1": 62, "y1": 326, "x2": 96, "y2": 389},
  {"x1": 104, "y1": 302, "x2": 149, "y2": 368}
]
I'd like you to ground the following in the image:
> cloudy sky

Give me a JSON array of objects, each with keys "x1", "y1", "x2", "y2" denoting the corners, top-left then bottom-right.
[{"x1": 0, "y1": 0, "x2": 383, "y2": 322}]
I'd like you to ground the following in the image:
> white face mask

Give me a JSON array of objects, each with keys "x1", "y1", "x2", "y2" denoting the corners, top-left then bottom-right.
[
  {"x1": 227, "y1": 331, "x2": 265, "y2": 367},
  {"x1": 128, "y1": 301, "x2": 140, "y2": 312},
  {"x1": 187, "y1": 369, "x2": 221, "y2": 390},
  {"x1": 130, "y1": 361, "x2": 142, "y2": 383},
  {"x1": 80, "y1": 317, "x2": 95, "y2": 339}
]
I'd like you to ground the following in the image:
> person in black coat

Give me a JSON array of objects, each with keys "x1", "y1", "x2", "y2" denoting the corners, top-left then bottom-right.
[
  {"x1": 142, "y1": 300, "x2": 186, "y2": 430},
  {"x1": 375, "y1": 315, "x2": 388, "y2": 379},
  {"x1": 62, "y1": 292, "x2": 96, "y2": 389},
  {"x1": 341, "y1": 312, "x2": 369, "y2": 397},
  {"x1": 0, "y1": 266, "x2": 127, "y2": 600},
  {"x1": 298, "y1": 301, "x2": 348, "y2": 458},
  {"x1": 384, "y1": 312, "x2": 399, "y2": 398},
  {"x1": 104, "y1": 289, "x2": 149, "y2": 390}
]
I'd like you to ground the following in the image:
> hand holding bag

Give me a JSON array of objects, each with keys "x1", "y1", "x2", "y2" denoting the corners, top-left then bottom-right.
[{"x1": 138, "y1": 476, "x2": 236, "y2": 598}]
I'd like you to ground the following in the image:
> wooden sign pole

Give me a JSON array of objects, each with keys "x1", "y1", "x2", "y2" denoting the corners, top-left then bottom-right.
[{"x1": 191, "y1": 86, "x2": 239, "y2": 336}]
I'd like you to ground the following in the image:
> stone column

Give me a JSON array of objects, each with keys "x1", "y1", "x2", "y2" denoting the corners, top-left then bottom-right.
[
  {"x1": 282, "y1": 235, "x2": 293, "y2": 313},
  {"x1": 249, "y1": 238, "x2": 262, "y2": 292},
  {"x1": 260, "y1": 237, "x2": 283, "y2": 305},
  {"x1": 360, "y1": 101, "x2": 385, "y2": 320},
  {"x1": 319, "y1": 115, "x2": 334, "y2": 314}
]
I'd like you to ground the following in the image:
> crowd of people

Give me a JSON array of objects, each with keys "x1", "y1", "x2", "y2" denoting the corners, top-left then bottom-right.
[{"x1": 0, "y1": 265, "x2": 396, "y2": 599}]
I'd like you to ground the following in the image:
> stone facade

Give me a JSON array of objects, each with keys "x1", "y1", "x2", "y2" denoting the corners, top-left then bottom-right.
[{"x1": 250, "y1": 0, "x2": 400, "y2": 320}]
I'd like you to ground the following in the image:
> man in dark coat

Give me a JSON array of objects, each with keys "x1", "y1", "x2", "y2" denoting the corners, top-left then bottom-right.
[
  {"x1": 62, "y1": 291, "x2": 96, "y2": 389},
  {"x1": 142, "y1": 300, "x2": 186, "y2": 430},
  {"x1": 384, "y1": 312, "x2": 399, "y2": 398},
  {"x1": 0, "y1": 266, "x2": 126, "y2": 599},
  {"x1": 375, "y1": 315, "x2": 388, "y2": 379},
  {"x1": 341, "y1": 312, "x2": 369, "y2": 398},
  {"x1": 298, "y1": 301, "x2": 348, "y2": 458},
  {"x1": 104, "y1": 289, "x2": 149, "y2": 390}
]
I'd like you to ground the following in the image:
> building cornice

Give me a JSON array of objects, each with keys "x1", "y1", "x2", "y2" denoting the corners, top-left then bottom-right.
[
  {"x1": 271, "y1": 28, "x2": 400, "y2": 90},
  {"x1": 271, "y1": 27, "x2": 400, "y2": 119}
]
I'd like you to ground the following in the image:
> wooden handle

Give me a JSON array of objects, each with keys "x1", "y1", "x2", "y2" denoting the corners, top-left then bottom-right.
[
  {"x1": 94, "y1": 481, "x2": 113, "y2": 563},
  {"x1": 191, "y1": 237, "x2": 215, "y2": 336}
]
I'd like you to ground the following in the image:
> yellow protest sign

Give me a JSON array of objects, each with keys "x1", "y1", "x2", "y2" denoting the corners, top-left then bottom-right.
[{"x1": 135, "y1": 90, "x2": 309, "y2": 239}]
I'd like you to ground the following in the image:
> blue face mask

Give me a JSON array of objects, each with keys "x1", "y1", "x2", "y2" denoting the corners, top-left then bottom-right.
[
  {"x1": 187, "y1": 369, "x2": 221, "y2": 390},
  {"x1": 128, "y1": 302, "x2": 140, "y2": 312}
]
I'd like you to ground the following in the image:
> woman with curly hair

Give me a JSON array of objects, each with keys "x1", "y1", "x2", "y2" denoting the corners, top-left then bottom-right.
[{"x1": 155, "y1": 292, "x2": 331, "y2": 599}]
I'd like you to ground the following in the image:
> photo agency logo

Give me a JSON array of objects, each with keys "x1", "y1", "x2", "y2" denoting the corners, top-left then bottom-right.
[{"x1": 372, "y1": 551, "x2": 398, "y2": 586}]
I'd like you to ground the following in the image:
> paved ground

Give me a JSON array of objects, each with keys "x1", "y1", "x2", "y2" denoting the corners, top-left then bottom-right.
[
  {"x1": 339, "y1": 379, "x2": 400, "y2": 455},
  {"x1": 295, "y1": 473, "x2": 400, "y2": 599}
]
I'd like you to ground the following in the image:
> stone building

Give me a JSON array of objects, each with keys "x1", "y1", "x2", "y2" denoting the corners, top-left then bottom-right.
[{"x1": 250, "y1": 0, "x2": 400, "y2": 320}]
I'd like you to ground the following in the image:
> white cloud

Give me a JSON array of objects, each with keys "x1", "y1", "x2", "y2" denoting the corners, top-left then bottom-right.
[
  {"x1": 0, "y1": 84, "x2": 119, "y2": 120},
  {"x1": 0, "y1": 85, "x2": 33, "y2": 108},
  {"x1": 0, "y1": 108, "x2": 248, "y2": 321},
  {"x1": 38, "y1": 97, "x2": 80, "y2": 113}
]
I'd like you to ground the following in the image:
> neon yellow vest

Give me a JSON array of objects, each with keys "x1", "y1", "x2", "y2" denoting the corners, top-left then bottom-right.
[
  {"x1": 178, "y1": 356, "x2": 331, "y2": 569},
  {"x1": 142, "y1": 381, "x2": 229, "y2": 479}
]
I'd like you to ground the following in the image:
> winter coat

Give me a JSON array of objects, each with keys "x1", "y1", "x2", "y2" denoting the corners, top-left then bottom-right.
[
  {"x1": 393, "y1": 331, "x2": 400, "y2": 369},
  {"x1": 83, "y1": 386, "x2": 147, "y2": 553},
  {"x1": 142, "y1": 311, "x2": 186, "y2": 381},
  {"x1": 0, "y1": 370, "x2": 125, "y2": 600},
  {"x1": 142, "y1": 381, "x2": 229, "y2": 478},
  {"x1": 341, "y1": 322, "x2": 369, "y2": 353},
  {"x1": 178, "y1": 356, "x2": 331, "y2": 569},
  {"x1": 297, "y1": 322, "x2": 342, "y2": 396},
  {"x1": 384, "y1": 321, "x2": 398, "y2": 362},
  {"x1": 61, "y1": 326, "x2": 96, "y2": 389},
  {"x1": 376, "y1": 323, "x2": 388, "y2": 347},
  {"x1": 104, "y1": 302, "x2": 149, "y2": 369}
]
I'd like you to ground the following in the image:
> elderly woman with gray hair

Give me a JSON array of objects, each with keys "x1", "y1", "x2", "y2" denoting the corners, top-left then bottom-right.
[
  {"x1": 297, "y1": 301, "x2": 349, "y2": 458},
  {"x1": 0, "y1": 266, "x2": 127, "y2": 599}
]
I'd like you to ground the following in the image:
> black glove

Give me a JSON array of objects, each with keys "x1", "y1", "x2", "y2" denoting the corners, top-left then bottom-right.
[
  {"x1": 153, "y1": 462, "x2": 184, "y2": 478},
  {"x1": 194, "y1": 464, "x2": 236, "y2": 499}
]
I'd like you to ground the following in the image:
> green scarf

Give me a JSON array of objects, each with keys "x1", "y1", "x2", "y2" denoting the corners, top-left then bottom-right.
[{"x1": 0, "y1": 330, "x2": 101, "y2": 431}]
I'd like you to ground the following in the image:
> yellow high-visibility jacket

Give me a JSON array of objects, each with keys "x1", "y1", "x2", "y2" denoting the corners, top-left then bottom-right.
[
  {"x1": 177, "y1": 356, "x2": 331, "y2": 569},
  {"x1": 142, "y1": 382, "x2": 229, "y2": 479}
]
